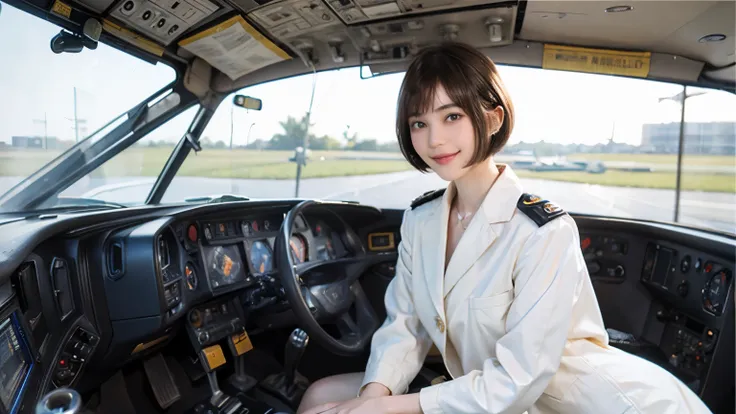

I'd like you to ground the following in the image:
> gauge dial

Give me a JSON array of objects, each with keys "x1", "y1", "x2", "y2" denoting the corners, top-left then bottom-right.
[
  {"x1": 185, "y1": 263, "x2": 198, "y2": 291},
  {"x1": 703, "y1": 268, "x2": 731, "y2": 315},
  {"x1": 290, "y1": 234, "x2": 307, "y2": 264},
  {"x1": 187, "y1": 224, "x2": 198, "y2": 243},
  {"x1": 250, "y1": 240, "x2": 273, "y2": 274}
]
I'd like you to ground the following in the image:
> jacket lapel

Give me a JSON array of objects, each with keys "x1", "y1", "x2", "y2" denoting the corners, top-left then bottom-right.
[
  {"x1": 420, "y1": 190, "x2": 450, "y2": 319},
  {"x1": 442, "y1": 165, "x2": 524, "y2": 298}
]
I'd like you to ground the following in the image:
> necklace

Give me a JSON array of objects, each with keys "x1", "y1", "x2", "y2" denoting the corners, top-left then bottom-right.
[{"x1": 455, "y1": 206, "x2": 474, "y2": 230}]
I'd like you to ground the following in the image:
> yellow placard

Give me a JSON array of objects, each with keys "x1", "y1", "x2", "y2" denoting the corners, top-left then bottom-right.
[
  {"x1": 231, "y1": 331, "x2": 253, "y2": 356},
  {"x1": 178, "y1": 15, "x2": 289, "y2": 60},
  {"x1": 202, "y1": 344, "x2": 226, "y2": 370},
  {"x1": 102, "y1": 19, "x2": 164, "y2": 57},
  {"x1": 542, "y1": 44, "x2": 651, "y2": 78},
  {"x1": 51, "y1": 0, "x2": 72, "y2": 18}
]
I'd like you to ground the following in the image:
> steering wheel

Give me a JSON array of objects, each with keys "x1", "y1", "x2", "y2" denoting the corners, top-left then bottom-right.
[{"x1": 276, "y1": 200, "x2": 385, "y2": 356}]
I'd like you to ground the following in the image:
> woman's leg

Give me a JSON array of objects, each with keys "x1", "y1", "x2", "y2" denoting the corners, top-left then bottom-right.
[{"x1": 296, "y1": 372, "x2": 364, "y2": 414}]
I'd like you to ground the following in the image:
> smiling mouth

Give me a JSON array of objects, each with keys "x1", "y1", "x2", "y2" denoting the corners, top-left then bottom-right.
[{"x1": 430, "y1": 151, "x2": 460, "y2": 165}]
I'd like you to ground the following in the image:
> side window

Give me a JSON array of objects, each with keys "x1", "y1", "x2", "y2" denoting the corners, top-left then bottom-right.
[{"x1": 59, "y1": 106, "x2": 199, "y2": 205}]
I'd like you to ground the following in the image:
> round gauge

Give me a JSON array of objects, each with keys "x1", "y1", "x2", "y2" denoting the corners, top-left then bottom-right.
[
  {"x1": 250, "y1": 240, "x2": 273, "y2": 274},
  {"x1": 187, "y1": 224, "x2": 198, "y2": 243},
  {"x1": 264, "y1": 220, "x2": 271, "y2": 231},
  {"x1": 204, "y1": 225, "x2": 212, "y2": 241},
  {"x1": 703, "y1": 268, "x2": 731, "y2": 315},
  {"x1": 252, "y1": 221, "x2": 260, "y2": 233},
  {"x1": 185, "y1": 263, "x2": 198, "y2": 291},
  {"x1": 289, "y1": 234, "x2": 307, "y2": 264}
]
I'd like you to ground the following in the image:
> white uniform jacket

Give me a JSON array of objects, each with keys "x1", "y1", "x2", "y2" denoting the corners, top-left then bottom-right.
[{"x1": 360, "y1": 166, "x2": 711, "y2": 414}]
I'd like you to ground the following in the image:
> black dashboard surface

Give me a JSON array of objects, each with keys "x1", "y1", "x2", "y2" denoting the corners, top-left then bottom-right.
[{"x1": 0, "y1": 201, "x2": 733, "y2": 413}]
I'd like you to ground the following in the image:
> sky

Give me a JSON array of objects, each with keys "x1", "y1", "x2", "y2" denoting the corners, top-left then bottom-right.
[{"x1": 2, "y1": 2, "x2": 735, "y2": 150}]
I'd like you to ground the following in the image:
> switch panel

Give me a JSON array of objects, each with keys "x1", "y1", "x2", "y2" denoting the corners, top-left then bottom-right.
[
  {"x1": 110, "y1": 0, "x2": 219, "y2": 45},
  {"x1": 53, "y1": 327, "x2": 99, "y2": 388}
]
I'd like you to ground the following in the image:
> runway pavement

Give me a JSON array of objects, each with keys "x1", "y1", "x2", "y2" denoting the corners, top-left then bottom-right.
[{"x1": 1, "y1": 172, "x2": 733, "y2": 233}]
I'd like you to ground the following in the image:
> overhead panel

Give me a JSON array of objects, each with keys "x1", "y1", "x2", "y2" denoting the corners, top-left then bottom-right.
[
  {"x1": 109, "y1": 0, "x2": 220, "y2": 45},
  {"x1": 322, "y1": 0, "x2": 511, "y2": 24},
  {"x1": 248, "y1": 0, "x2": 342, "y2": 40}
]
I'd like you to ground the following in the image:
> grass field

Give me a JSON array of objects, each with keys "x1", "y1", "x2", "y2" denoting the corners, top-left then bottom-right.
[{"x1": 1, "y1": 148, "x2": 733, "y2": 193}]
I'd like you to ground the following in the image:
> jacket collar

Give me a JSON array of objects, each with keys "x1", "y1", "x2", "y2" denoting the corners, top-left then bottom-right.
[
  {"x1": 440, "y1": 164, "x2": 523, "y2": 225},
  {"x1": 422, "y1": 165, "x2": 524, "y2": 302}
]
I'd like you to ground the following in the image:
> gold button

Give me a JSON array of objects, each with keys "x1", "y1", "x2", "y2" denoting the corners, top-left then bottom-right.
[{"x1": 435, "y1": 316, "x2": 445, "y2": 333}]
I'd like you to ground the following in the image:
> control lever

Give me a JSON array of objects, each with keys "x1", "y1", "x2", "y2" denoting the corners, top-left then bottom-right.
[
  {"x1": 260, "y1": 328, "x2": 310, "y2": 408},
  {"x1": 35, "y1": 388, "x2": 82, "y2": 414},
  {"x1": 284, "y1": 328, "x2": 309, "y2": 385}
]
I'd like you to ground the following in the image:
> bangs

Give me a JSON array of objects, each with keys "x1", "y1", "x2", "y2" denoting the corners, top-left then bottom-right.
[{"x1": 401, "y1": 57, "x2": 483, "y2": 119}]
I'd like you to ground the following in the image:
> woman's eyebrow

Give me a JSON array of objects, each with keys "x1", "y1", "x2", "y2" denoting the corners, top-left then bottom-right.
[{"x1": 410, "y1": 103, "x2": 459, "y2": 117}]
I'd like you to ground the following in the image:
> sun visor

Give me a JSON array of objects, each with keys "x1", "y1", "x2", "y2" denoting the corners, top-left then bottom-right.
[{"x1": 178, "y1": 15, "x2": 292, "y2": 80}]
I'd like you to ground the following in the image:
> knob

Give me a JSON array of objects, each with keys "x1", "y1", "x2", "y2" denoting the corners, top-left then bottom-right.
[
  {"x1": 677, "y1": 281, "x2": 689, "y2": 298},
  {"x1": 614, "y1": 265, "x2": 625, "y2": 278},
  {"x1": 36, "y1": 388, "x2": 82, "y2": 414},
  {"x1": 198, "y1": 331, "x2": 210, "y2": 344},
  {"x1": 189, "y1": 310, "x2": 202, "y2": 328}
]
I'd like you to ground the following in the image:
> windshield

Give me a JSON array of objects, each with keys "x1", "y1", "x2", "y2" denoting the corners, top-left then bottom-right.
[
  {"x1": 1, "y1": 3, "x2": 733, "y2": 235},
  {"x1": 163, "y1": 67, "x2": 735, "y2": 234},
  {"x1": 0, "y1": 3, "x2": 176, "y2": 207}
]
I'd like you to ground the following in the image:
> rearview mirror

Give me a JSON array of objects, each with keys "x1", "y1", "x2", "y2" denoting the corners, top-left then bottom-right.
[{"x1": 233, "y1": 95, "x2": 262, "y2": 111}]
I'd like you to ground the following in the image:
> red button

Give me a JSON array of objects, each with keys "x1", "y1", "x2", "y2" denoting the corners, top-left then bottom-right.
[{"x1": 59, "y1": 359, "x2": 66, "y2": 366}]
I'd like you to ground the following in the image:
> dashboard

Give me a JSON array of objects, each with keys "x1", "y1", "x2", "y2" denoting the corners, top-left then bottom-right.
[{"x1": 0, "y1": 202, "x2": 732, "y2": 413}]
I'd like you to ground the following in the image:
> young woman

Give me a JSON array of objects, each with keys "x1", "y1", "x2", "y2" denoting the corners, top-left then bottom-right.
[{"x1": 298, "y1": 42, "x2": 711, "y2": 414}]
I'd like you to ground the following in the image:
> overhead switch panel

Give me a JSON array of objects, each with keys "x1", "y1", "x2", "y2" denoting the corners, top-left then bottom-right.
[{"x1": 110, "y1": 0, "x2": 219, "y2": 45}]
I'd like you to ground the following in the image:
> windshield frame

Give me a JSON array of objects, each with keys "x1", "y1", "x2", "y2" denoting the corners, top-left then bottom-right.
[{"x1": 0, "y1": 81, "x2": 201, "y2": 212}]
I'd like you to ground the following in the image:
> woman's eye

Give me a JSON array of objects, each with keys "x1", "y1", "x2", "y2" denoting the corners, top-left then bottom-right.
[
  {"x1": 410, "y1": 121, "x2": 426, "y2": 129},
  {"x1": 446, "y1": 113, "x2": 461, "y2": 122}
]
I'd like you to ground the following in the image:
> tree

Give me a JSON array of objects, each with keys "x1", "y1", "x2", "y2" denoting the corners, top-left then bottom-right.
[
  {"x1": 342, "y1": 125, "x2": 358, "y2": 149},
  {"x1": 269, "y1": 114, "x2": 313, "y2": 150},
  {"x1": 353, "y1": 139, "x2": 378, "y2": 151}
]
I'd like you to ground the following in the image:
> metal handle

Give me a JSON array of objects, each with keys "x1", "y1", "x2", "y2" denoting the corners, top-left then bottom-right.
[
  {"x1": 35, "y1": 388, "x2": 82, "y2": 414},
  {"x1": 284, "y1": 328, "x2": 308, "y2": 384}
]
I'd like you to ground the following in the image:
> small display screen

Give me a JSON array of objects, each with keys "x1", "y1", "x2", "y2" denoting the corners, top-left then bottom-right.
[
  {"x1": 0, "y1": 317, "x2": 30, "y2": 411},
  {"x1": 203, "y1": 245, "x2": 247, "y2": 289}
]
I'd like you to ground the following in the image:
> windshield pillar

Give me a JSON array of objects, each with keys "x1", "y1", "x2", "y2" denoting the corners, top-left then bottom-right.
[{"x1": 146, "y1": 105, "x2": 214, "y2": 205}]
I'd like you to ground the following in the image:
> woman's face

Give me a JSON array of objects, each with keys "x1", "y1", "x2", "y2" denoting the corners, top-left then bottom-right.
[{"x1": 408, "y1": 84, "x2": 501, "y2": 182}]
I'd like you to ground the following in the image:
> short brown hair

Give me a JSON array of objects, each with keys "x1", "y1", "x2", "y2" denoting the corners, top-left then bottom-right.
[{"x1": 396, "y1": 42, "x2": 515, "y2": 171}]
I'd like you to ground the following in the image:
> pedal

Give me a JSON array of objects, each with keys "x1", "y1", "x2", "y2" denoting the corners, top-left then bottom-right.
[{"x1": 143, "y1": 353, "x2": 181, "y2": 410}]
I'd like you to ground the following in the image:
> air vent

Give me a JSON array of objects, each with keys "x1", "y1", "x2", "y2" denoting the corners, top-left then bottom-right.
[
  {"x1": 108, "y1": 242, "x2": 125, "y2": 280},
  {"x1": 51, "y1": 258, "x2": 75, "y2": 320},
  {"x1": 11, "y1": 262, "x2": 48, "y2": 348}
]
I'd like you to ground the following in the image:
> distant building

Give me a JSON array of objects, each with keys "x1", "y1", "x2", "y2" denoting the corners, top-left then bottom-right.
[
  {"x1": 12, "y1": 136, "x2": 61, "y2": 149},
  {"x1": 641, "y1": 122, "x2": 735, "y2": 155}
]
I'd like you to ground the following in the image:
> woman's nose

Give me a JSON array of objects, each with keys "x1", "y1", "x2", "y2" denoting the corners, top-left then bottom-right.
[{"x1": 428, "y1": 126, "x2": 445, "y2": 148}]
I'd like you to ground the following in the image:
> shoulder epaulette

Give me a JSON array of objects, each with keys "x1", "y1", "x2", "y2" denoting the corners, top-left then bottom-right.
[
  {"x1": 516, "y1": 193, "x2": 566, "y2": 226},
  {"x1": 411, "y1": 188, "x2": 446, "y2": 210}
]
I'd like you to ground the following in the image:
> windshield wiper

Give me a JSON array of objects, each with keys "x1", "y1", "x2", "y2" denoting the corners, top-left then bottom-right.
[{"x1": 184, "y1": 194, "x2": 250, "y2": 204}]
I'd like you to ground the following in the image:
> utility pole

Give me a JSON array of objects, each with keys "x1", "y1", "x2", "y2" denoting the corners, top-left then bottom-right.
[
  {"x1": 32, "y1": 113, "x2": 48, "y2": 149},
  {"x1": 74, "y1": 87, "x2": 79, "y2": 143}
]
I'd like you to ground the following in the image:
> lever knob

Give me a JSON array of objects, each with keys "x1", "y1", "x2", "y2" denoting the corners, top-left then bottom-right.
[{"x1": 283, "y1": 328, "x2": 309, "y2": 385}]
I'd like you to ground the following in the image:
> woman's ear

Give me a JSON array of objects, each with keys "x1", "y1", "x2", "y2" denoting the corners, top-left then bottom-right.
[{"x1": 486, "y1": 106, "x2": 505, "y2": 135}]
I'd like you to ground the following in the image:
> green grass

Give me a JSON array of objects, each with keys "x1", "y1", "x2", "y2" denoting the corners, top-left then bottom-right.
[
  {"x1": 515, "y1": 170, "x2": 735, "y2": 193},
  {"x1": 2, "y1": 148, "x2": 733, "y2": 193}
]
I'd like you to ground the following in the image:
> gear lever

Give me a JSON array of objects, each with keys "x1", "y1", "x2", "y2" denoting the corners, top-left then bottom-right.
[
  {"x1": 284, "y1": 328, "x2": 309, "y2": 385},
  {"x1": 260, "y1": 328, "x2": 310, "y2": 409}
]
